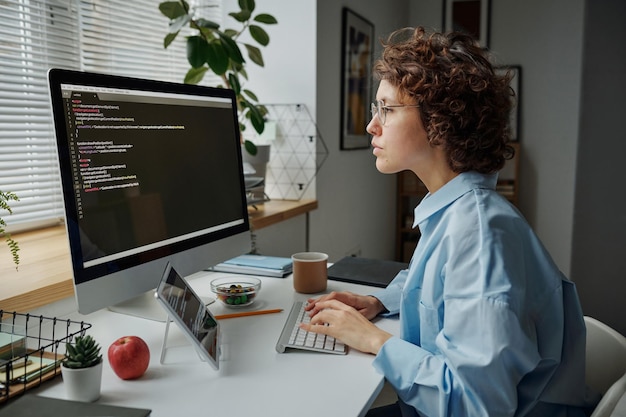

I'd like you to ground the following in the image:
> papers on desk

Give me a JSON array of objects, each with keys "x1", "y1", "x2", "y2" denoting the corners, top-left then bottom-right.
[
  {"x1": 0, "y1": 332, "x2": 26, "y2": 361},
  {"x1": 208, "y1": 254, "x2": 293, "y2": 278},
  {"x1": 0, "y1": 357, "x2": 60, "y2": 384}
]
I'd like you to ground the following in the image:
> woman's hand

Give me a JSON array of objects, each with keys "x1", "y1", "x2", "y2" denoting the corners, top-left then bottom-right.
[
  {"x1": 301, "y1": 292, "x2": 392, "y2": 354},
  {"x1": 304, "y1": 291, "x2": 386, "y2": 320}
]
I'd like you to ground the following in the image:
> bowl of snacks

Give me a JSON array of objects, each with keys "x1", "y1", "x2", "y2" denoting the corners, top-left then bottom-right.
[{"x1": 210, "y1": 277, "x2": 261, "y2": 308}]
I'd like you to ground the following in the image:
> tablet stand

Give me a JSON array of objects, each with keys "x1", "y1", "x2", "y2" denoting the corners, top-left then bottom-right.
[{"x1": 159, "y1": 315, "x2": 207, "y2": 365}]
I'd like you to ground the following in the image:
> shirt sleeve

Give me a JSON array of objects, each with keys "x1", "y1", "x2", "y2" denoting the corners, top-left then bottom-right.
[
  {"x1": 370, "y1": 268, "x2": 408, "y2": 315},
  {"x1": 372, "y1": 296, "x2": 545, "y2": 417}
]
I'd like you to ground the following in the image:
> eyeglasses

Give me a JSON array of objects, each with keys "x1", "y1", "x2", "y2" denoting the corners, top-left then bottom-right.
[{"x1": 370, "y1": 100, "x2": 420, "y2": 126}]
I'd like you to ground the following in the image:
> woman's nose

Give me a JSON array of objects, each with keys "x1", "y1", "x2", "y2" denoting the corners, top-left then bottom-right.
[{"x1": 366, "y1": 117, "x2": 379, "y2": 136}]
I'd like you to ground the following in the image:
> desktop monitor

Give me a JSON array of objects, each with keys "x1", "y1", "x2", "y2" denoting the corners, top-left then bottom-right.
[{"x1": 48, "y1": 69, "x2": 251, "y2": 319}]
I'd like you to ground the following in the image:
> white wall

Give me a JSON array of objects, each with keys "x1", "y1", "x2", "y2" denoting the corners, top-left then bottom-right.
[
  {"x1": 225, "y1": 0, "x2": 317, "y2": 110},
  {"x1": 221, "y1": 0, "x2": 317, "y2": 257}
]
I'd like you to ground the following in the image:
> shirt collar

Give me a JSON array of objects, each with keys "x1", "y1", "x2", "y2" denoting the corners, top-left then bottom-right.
[{"x1": 413, "y1": 171, "x2": 498, "y2": 227}]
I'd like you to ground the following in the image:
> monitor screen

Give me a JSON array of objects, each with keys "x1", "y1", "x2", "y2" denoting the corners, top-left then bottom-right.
[{"x1": 48, "y1": 69, "x2": 251, "y2": 319}]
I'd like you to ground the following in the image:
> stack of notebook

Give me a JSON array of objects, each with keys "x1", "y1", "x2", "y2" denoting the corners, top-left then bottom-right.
[{"x1": 208, "y1": 254, "x2": 293, "y2": 278}]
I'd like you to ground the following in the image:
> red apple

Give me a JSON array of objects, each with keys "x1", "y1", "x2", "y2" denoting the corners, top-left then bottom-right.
[{"x1": 107, "y1": 336, "x2": 150, "y2": 380}]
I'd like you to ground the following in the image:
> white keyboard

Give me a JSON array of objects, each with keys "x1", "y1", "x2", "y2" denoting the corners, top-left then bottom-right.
[{"x1": 275, "y1": 301, "x2": 347, "y2": 354}]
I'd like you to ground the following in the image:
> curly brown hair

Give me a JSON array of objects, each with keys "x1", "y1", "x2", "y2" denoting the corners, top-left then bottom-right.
[{"x1": 374, "y1": 27, "x2": 515, "y2": 173}]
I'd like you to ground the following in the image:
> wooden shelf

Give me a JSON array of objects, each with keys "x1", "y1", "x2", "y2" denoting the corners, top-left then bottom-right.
[
  {"x1": 248, "y1": 199, "x2": 317, "y2": 230},
  {"x1": 0, "y1": 199, "x2": 318, "y2": 313}
]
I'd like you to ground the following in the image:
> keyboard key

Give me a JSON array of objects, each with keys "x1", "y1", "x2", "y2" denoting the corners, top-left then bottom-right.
[{"x1": 275, "y1": 301, "x2": 348, "y2": 354}]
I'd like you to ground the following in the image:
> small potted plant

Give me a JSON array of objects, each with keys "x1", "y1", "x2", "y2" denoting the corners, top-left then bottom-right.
[
  {"x1": 61, "y1": 334, "x2": 103, "y2": 402},
  {"x1": 0, "y1": 190, "x2": 20, "y2": 270}
]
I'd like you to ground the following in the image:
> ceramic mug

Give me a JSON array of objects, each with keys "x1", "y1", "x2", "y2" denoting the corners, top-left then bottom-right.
[{"x1": 291, "y1": 252, "x2": 328, "y2": 294}]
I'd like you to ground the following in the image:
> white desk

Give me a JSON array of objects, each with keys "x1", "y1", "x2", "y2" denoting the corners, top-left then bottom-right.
[{"x1": 30, "y1": 270, "x2": 399, "y2": 416}]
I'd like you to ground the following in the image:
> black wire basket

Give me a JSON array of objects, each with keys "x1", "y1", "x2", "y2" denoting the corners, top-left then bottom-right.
[{"x1": 0, "y1": 311, "x2": 92, "y2": 403}]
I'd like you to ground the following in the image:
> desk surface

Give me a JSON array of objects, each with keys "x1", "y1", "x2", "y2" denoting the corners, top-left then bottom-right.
[{"x1": 30, "y1": 271, "x2": 398, "y2": 417}]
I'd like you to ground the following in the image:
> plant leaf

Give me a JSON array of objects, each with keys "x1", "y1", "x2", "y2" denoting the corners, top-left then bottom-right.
[
  {"x1": 228, "y1": 73, "x2": 241, "y2": 95},
  {"x1": 254, "y1": 13, "x2": 277, "y2": 24},
  {"x1": 249, "y1": 25, "x2": 269, "y2": 46},
  {"x1": 229, "y1": 10, "x2": 251, "y2": 23},
  {"x1": 243, "y1": 89, "x2": 258, "y2": 102},
  {"x1": 164, "y1": 32, "x2": 178, "y2": 48},
  {"x1": 246, "y1": 104, "x2": 265, "y2": 134},
  {"x1": 0, "y1": 190, "x2": 19, "y2": 212},
  {"x1": 195, "y1": 18, "x2": 220, "y2": 30},
  {"x1": 8, "y1": 238, "x2": 19, "y2": 269},
  {"x1": 186, "y1": 36, "x2": 210, "y2": 68},
  {"x1": 244, "y1": 139, "x2": 257, "y2": 156},
  {"x1": 244, "y1": 44, "x2": 264, "y2": 66},
  {"x1": 184, "y1": 66, "x2": 208, "y2": 84},
  {"x1": 219, "y1": 33, "x2": 245, "y2": 65},
  {"x1": 206, "y1": 41, "x2": 229, "y2": 75},
  {"x1": 159, "y1": 1, "x2": 186, "y2": 19},
  {"x1": 239, "y1": 0, "x2": 255, "y2": 13}
]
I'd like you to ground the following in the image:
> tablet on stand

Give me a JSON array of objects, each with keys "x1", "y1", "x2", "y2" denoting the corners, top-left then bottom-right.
[{"x1": 154, "y1": 262, "x2": 220, "y2": 370}]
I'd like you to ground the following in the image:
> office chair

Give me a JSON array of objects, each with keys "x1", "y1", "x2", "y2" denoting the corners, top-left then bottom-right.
[{"x1": 584, "y1": 316, "x2": 626, "y2": 417}]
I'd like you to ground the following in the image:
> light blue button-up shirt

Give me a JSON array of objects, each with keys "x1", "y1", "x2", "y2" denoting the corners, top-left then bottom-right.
[{"x1": 372, "y1": 171, "x2": 590, "y2": 417}]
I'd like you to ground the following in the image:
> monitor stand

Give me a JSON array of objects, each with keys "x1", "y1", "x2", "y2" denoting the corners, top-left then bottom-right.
[{"x1": 108, "y1": 290, "x2": 167, "y2": 322}]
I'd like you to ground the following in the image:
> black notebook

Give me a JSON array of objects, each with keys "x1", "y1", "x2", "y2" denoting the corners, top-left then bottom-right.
[
  {"x1": 327, "y1": 256, "x2": 408, "y2": 288},
  {"x1": 0, "y1": 394, "x2": 151, "y2": 417}
]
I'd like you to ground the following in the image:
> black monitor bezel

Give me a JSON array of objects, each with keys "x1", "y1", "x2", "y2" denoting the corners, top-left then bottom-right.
[{"x1": 48, "y1": 68, "x2": 250, "y2": 286}]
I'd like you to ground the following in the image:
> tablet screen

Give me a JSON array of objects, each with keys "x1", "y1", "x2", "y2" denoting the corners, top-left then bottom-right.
[{"x1": 155, "y1": 262, "x2": 219, "y2": 369}]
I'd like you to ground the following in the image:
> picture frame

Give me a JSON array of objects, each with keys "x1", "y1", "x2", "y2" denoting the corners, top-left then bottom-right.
[
  {"x1": 443, "y1": 0, "x2": 491, "y2": 48},
  {"x1": 495, "y1": 65, "x2": 521, "y2": 141},
  {"x1": 340, "y1": 8, "x2": 374, "y2": 150}
]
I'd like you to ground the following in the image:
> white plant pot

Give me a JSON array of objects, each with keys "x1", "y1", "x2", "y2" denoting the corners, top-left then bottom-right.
[{"x1": 61, "y1": 361, "x2": 103, "y2": 402}]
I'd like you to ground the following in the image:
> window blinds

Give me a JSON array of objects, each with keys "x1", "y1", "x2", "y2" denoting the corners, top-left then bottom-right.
[
  {"x1": 0, "y1": 0, "x2": 220, "y2": 232},
  {"x1": 0, "y1": 1, "x2": 79, "y2": 229}
]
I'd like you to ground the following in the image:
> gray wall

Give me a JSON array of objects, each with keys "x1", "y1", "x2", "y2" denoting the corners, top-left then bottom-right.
[
  {"x1": 407, "y1": 0, "x2": 625, "y2": 335},
  {"x1": 254, "y1": 0, "x2": 409, "y2": 262},
  {"x1": 312, "y1": 0, "x2": 408, "y2": 262},
  {"x1": 571, "y1": 0, "x2": 626, "y2": 335},
  {"x1": 407, "y1": 0, "x2": 584, "y2": 279}
]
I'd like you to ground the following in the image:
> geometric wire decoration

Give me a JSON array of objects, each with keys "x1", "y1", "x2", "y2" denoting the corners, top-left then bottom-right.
[{"x1": 244, "y1": 103, "x2": 329, "y2": 200}]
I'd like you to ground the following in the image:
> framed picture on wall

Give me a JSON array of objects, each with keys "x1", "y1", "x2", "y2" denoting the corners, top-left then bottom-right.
[
  {"x1": 443, "y1": 0, "x2": 491, "y2": 48},
  {"x1": 495, "y1": 65, "x2": 522, "y2": 141},
  {"x1": 340, "y1": 8, "x2": 374, "y2": 150}
]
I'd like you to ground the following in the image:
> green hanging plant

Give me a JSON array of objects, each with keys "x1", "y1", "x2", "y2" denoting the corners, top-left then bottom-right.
[
  {"x1": 0, "y1": 190, "x2": 20, "y2": 270},
  {"x1": 159, "y1": 0, "x2": 278, "y2": 156}
]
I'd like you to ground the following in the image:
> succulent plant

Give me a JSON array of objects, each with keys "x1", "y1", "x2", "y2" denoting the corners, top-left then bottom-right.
[{"x1": 63, "y1": 335, "x2": 103, "y2": 369}]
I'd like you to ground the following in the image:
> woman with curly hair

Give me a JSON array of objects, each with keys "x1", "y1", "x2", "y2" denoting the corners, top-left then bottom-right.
[{"x1": 301, "y1": 27, "x2": 593, "y2": 416}]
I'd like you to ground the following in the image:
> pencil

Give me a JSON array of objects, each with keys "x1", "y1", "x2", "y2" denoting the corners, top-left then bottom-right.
[{"x1": 215, "y1": 308, "x2": 283, "y2": 320}]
